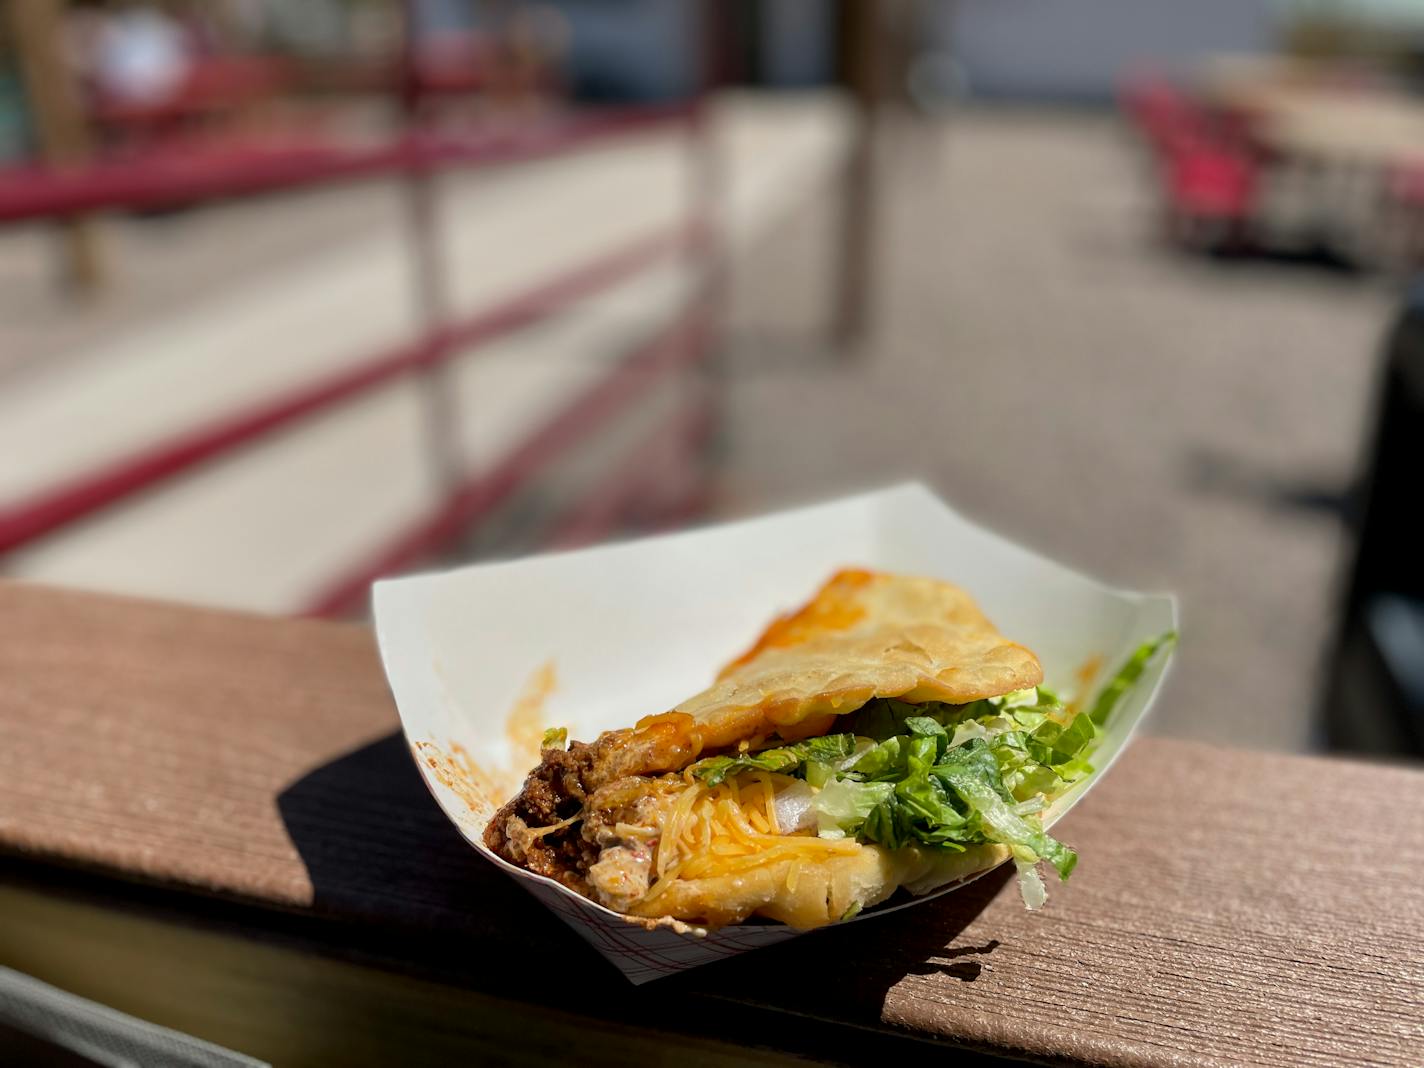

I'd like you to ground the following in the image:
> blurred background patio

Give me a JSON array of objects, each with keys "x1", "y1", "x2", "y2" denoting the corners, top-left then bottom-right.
[{"x1": 3, "y1": 0, "x2": 1422, "y2": 758}]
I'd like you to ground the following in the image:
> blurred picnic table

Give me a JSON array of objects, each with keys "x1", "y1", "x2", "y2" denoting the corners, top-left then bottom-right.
[
  {"x1": 1200, "y1": 53, "x2": 1424, "y2": 163},
  {"x1": 1187, "y1": 54, "x2": 1424, "y2": 263}
]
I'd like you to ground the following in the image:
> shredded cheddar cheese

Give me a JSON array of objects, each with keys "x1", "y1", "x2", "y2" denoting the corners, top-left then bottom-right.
[{"x1": 635, "y1": 770, "x2": 860, "y2": 908}]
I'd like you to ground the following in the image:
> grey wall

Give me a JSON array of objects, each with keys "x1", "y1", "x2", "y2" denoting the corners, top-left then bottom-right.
[
  {"x1": 944, "y1": 0, "x2": 1278, "y2": 101},
  {"x1": 759, "y1": 0, "x2": 836, "y2": 87},
  {"x1": 565, "y1": 1, "x2": 700, "y2": 100}
]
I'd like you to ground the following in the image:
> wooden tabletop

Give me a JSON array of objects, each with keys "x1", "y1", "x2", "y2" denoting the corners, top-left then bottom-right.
[
  {"x1": 2, "y1": 581, "x2": 1423, "y2": 1066},
  {"x1": 1251, "y1": 91, "x2": 1424, "y2": 165},
  {"x1": 1204, "y1": 62, "x2": 1424, "y2": 166}
]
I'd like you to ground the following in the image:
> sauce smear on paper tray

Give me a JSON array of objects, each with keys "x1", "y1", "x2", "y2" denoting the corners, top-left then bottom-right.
[
  {"x1": 414, "y1": 661, "x2": 561, "y2": 822},
  {"x1": 1066, "y1": 653, "x2": 1104, "y2": 716},
  {"x1": 415, "y1": 740, "x2": 500, "y2": 823},
  {"x1": 505, "y1": 661, "x2": 559, "y2": 776}
]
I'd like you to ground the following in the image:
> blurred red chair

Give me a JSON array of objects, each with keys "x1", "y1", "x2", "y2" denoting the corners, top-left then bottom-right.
[
  {"x1": 1163, "y1": 135, "x2": 1259, "y2": 248},
  {"x1": 1122, "y1": 75, "x2": 1259, "y2": 249},
  {"x1": 1122, "y1": 76, "x2": 1210, "y2": 157}
]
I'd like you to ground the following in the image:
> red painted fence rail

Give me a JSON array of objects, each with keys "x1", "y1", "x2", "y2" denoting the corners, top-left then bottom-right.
[
  {"x1": 300, "y1": 294, "x2": 712, "y2": 617},
  {"x1": 0, "y1": 104, "x2": 698, "y2": 222},
  {"x1": 0, "y1": 97, "x2": 717, "y2": 616},
  {"x1": 0, "y1": 225, "x2": 702, "y2": 556}
]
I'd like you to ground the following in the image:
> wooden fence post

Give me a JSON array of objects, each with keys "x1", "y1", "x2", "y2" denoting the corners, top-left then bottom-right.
[{"x1": 6, "y1": 0, "x2": 106, "y2": 294}]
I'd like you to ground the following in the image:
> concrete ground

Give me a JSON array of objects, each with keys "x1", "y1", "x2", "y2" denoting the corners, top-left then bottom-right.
[
  {"x1": 0, "y1": 98, "x2": 1396, "y2": 752},
  {"x1": 721, "y1": 106, "x2": 1396, "y2": 752}
]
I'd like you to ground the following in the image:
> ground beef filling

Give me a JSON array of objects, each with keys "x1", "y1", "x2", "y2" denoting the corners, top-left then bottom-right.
[
  {"x1": 484, "y1": 723, "x2": 697, "y2": 897},
  {"x1": 484, "y1": 742, "x2": 601, "y2": 894}
]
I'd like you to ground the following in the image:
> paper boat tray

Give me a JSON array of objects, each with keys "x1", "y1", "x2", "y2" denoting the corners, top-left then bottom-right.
[{"x1": 374, "y1": 484, "x2": 1177, "y2": 983}]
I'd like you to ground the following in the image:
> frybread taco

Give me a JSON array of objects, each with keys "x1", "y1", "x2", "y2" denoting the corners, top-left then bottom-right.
[{"x1": 486, "y1": 568, "x2": 1170, "y2": 930}]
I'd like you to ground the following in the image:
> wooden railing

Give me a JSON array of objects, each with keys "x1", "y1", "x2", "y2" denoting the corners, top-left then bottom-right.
[{"x1": 0, "y1": 580, "x2": 1419, "y2": 1066}]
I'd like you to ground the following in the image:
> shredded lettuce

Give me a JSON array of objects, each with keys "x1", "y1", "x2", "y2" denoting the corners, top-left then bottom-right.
[
  {"x1": 1090, "y1": 632, "x2": 1178, "y2": 726},
  {"x1": 845, "y1": 698, "x2": 962, "y2": 741},
  {"x1": 931, "y1": 741, "x2": 1078, "y2": 880},
  {"x1": 1014, "y1": 857, "x2": 1047, "y2": 910},
  {"x1": 690, "y1": 733, "x2": 857, "y2": 787},
  {"x1": 810, "y1": 778, "x2": 894, "y2": 839},
  {"x1": 685, "y1": 631, "x2": 1174, "y2": 913}
]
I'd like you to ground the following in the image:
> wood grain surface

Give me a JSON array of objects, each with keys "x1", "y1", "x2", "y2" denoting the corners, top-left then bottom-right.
[
  {"x1": 2, "y1": 580, "x2": 1422, "y2": 1067},
  {"x1": 1204, "y1": 66, "x2": 1424, "y2": 166}
]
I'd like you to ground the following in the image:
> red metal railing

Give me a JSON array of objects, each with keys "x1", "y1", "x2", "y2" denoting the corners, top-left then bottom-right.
[
  {"x1": 0, "y1": 224, "x2": 703, "y2": 556},
  {"x1": 2, "y1": 7, "x2": 720, "y2": 616},
  {"x1": 0, "y1": 104, "x2": 696, "y2": 222},
  {"x1": 544, "y1": 394, "x2": 713, "y2": 552},
  {"x1": 1, "y1": 112, "x2": 719, "y2": 616},
  {"x1": 301, "y1": 297, "x2": 712, "y2": 617}
]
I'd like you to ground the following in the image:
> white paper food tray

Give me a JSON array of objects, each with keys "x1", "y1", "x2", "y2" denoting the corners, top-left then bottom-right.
[{"x1": 373, "y1": 483, "x2": 1177, "y2": 984}]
